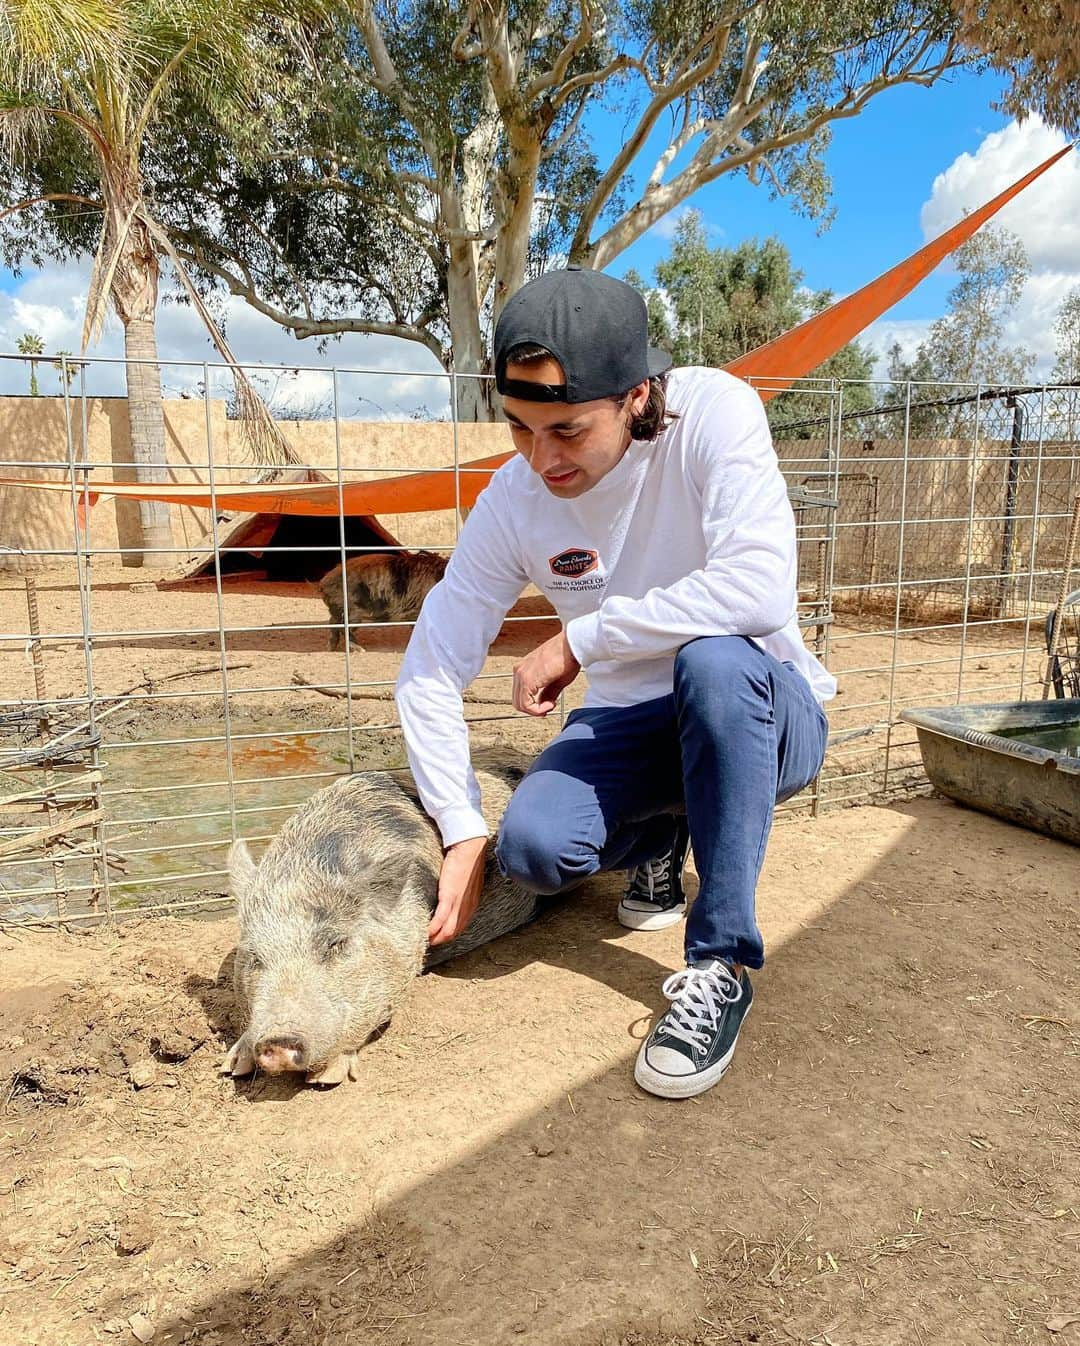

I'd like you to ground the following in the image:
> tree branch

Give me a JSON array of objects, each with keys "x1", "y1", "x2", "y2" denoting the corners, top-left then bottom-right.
[
  {"x1": 0, "y1": 192, "x2": 102, "y2": 224},
  {"x1": 450, "y1": 1, "x2": 485, "y2": 62},
  {"x1": 588, "y1": 34, "x2": 966, "y2": 270},
  {"x1": 524, "y1": 0, "x2": 598, "y2": 103},
  {"x1": 549, "y1": 52, "x2": 635, "y2": 109},
  {"x1": 354, "y1": 0, "x2": 442, "y2": 168},
  {"x1": 173, "y1": 236, "x2": 445, "y2": 360},
  {"x1": 569, "y1": 23, "x2": 734, "y2": 257}
]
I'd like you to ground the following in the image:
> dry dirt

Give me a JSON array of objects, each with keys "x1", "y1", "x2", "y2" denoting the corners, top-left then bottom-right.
[
  {"x1": 3, "y1": 564, "x2": 1077, "y2": 1344},
  {"x1": 0, "y1": 563, "x2": 1048, "y2": 802},
  {"x1": 3, "y1": 798, "x2": 1079, "y2": 1346}
]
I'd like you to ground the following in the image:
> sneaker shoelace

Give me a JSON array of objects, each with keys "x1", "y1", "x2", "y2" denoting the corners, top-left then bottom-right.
[
  {"x1": 625, "y1": 852, "x2": 674, "y2": 903},
  {"x1": 657, "y1": 963, "x2": 742, "y2": 1053}
]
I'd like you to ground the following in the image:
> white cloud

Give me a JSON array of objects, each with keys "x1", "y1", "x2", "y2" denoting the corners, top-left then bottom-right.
[
  {"x1": 920, "y1": 117, "x2": 1080, "y2": 273},
  {"x1": 0, "y1": 256, "x2": 448, "y2": 417},
  {"x1": 866, "y1": 118, "x2": 1080, "y2": 380}
]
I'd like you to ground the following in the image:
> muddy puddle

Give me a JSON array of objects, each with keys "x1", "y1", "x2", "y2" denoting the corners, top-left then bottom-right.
[{"x1": 2, "y1": 715, "x2": 407, "y2": 924}]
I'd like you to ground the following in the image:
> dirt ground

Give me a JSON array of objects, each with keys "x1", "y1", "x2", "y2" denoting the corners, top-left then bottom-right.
[
  {"x1": 2, "y1": 796, "x2": 1079, "y2": 1346},
  {"x1": 0, "y1": 562, "x2": 1047, "y2": 784},
  {"x1": 3, "y1": 564, "x2": 1078, "y2": 1343}
]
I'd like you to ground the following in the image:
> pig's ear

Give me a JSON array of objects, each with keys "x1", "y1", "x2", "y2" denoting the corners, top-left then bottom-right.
[{"x1": 228, "y1": 839, "x2": 258, "y2": 899}]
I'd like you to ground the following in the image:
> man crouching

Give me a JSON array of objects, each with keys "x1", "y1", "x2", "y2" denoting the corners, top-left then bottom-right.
[{"x1": 394, "y1": 266, "x2": 834, "y2": 1100}]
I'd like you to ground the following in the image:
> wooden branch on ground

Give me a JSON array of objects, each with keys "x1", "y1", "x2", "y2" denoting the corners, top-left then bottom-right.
[
  {"x1": 0, "y1": 809, "x2": 105, "y2": 860},
  {"x1": 290, "y1": 671, "x2": 502, "y2": 705}
]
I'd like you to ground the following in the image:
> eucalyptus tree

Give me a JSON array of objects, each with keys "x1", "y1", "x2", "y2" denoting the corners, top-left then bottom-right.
[
  {"x1": 883, "y1": 225, "x2": 1035, "y2": 434},
  {"x1": 0, "y1": 0, "x2": 316, "y2": 564},
  {"x1": 1052, "y1": 287, "x2": 1080, "y2": 441},
  {"x1": 950, "y1": 0, "x2": 1080, "y2": 133},
  {"x1": 153, "y1": 0, "x2": 972, "y2": 420}
]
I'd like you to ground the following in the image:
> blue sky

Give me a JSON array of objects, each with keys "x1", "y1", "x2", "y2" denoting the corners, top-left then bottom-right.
[
  {"x1": 3, "y1": 59, "x2": 1078, "y2": 406},
  {"x1": 605, "y1": 67, "x2": 1012, "y2": 321},
  {"x1": 0, "y1": 70, "x2": 1011, "y2": 306}
]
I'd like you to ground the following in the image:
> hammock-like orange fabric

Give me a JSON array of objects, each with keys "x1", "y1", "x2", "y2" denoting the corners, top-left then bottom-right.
[{"x1": 0, "y1": 144, "x2": 1070, "y2": 521}]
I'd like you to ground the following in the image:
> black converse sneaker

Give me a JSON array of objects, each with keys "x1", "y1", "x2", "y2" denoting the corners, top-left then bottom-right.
[
  {"x1": 617, "y1": 818, "x2": 690, "y2": 932},
  {"x1": 634, "y1": 961, "x2": 753, "y2": 1099}
]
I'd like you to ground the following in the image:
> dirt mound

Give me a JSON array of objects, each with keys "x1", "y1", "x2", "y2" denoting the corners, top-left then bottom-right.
[{"x1": 3, "y1": 937, "x2": 226, "y2": 1116}]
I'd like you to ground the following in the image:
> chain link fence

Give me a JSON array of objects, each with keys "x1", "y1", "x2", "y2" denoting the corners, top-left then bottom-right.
[{"x1": 1, "y1": 359, "x2": 1077, "y2": 928}]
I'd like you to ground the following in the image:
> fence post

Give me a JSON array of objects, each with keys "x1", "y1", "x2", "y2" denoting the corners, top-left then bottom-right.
[{"x1": 996, "y1": 395, "x2": 1025, "y2": 617}]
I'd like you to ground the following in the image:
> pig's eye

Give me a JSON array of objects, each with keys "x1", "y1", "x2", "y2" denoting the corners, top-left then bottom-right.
[
  {"x1": 325, "y1": 936, "x2": 350, "y2": 961},
  {"x1": 243, "y1": 949, "x2": 264, "y2": 971}
]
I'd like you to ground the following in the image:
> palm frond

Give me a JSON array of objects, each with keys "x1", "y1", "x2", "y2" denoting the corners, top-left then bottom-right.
[
  {"x1": 0, "y1": 102, "x2": 49, "y2": 160},
  {"x1": 143, "y1": 211, "x2": 300, "y2": 474},
  {"x1": 82, "y1": 198, "x2": 136, "y2": 350},
  {"x1": 0, "y1": 0, "x2": 126, "y2": 93}
]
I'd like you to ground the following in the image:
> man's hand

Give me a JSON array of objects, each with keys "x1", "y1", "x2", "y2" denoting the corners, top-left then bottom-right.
[
  {"x1": 512, "y1": 631, "x2": 581, "y2": 717},
  {"x1": 429, "y1": 835, "x2": 488, "y2": 947}
]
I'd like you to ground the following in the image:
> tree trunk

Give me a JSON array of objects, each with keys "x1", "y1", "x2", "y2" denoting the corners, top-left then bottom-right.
[
  {"x1": 122, "y1": 312, "x2": 174, "y2": 566},
  {"x1": 109, "y1": 205, "x2": 173, "y2": 568},
  {"x1": 445, "y1": 234, "x2": 496, "y2": 424}
]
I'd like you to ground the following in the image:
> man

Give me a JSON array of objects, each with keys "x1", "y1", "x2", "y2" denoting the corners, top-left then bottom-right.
[{"x1": 395, "y1": 266, "x2": 835, "y2": 1100}]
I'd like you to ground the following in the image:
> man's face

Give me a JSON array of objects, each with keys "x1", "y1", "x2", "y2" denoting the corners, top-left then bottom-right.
[{"x1": 502, "y1": 355, "x2": 649, "y2": 499}]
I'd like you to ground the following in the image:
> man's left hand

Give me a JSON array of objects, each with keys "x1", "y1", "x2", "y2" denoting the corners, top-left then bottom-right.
[{"x1": 512, "y1": 631, "x2": 581, "y2": 716}]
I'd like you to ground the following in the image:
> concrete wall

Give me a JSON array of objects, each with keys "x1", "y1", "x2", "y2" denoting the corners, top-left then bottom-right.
[{"x1": 0, "y1": 397, "x2": 512, "y2": 569}]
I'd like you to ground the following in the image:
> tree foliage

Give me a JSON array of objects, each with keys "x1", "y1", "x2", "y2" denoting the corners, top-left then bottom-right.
[
  {"x1": 632, "y1": 211, "x2": 875, "y2": 435},
  {"x1": 950, "y1": 0, "x2": 1080, "y2": 134},
  {"x1": 1052, "y1": 286, "x2": 1080, "y2": 385}
]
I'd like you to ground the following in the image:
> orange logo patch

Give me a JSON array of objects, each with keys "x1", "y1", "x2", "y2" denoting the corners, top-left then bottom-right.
[{"x1": 549, "y1": 548, "x2": 598, "y2": 578}]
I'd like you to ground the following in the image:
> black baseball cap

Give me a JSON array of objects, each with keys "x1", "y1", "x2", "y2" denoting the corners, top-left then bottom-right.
[{"x1": 494, "y1": 265, "x2": 672, "y2": 404}]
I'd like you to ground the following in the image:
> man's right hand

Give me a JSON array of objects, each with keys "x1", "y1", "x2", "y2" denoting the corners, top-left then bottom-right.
[{"x1": 429, "y1": 835, "x2": 489, "y2": 947}]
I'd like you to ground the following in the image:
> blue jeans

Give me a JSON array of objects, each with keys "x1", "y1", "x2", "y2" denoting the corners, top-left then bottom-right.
[{"x1": 495, "y1": 635, "x2": 828, "y2": 969}]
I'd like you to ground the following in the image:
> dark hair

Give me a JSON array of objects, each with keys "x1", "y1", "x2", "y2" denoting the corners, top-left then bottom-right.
[{"x1": 504, "y1": 342, "x2": 678, "y2": 442}]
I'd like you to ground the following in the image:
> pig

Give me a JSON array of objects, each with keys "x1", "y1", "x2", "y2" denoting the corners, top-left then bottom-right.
[
  {"x1": 221, "y1": 751, "x2": 541, "y2": 1085},
  {"x1": 318, "y1": 550, "x2": 449, "y2": 650}
]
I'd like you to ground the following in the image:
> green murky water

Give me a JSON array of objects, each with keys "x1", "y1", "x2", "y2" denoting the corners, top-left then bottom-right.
[
  {"x1": 2, "y1": 721, "x2": 408, "y2": 924},
  {"x1": 996, "y1": 720, "x2": 1080, "y2": 758}
]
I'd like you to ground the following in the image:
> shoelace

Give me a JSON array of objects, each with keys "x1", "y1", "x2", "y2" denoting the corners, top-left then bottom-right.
[
  {"x1": 657, "y1": 963, "x2": 742, "y2": 1053},
  {"x1": 625, "y1": 852, "x2": 673, "y2": 902}
]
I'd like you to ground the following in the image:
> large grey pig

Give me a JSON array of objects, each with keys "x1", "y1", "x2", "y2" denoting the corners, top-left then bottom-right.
[
  {"x1": 221, "y1": 752, "x2": 541, "y2": 1085},
  {"x1": 318, "y1": 550, "x2": 448, "y2": 650}
]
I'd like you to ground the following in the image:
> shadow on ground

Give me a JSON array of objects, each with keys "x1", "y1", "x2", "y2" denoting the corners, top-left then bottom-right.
[{"x1": 100, "y1": 799, "x2": 1080, "y2": 1345}]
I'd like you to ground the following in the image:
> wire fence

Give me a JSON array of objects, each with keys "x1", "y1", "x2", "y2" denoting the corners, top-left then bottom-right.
[{"x1": 1, "y1": 358, "x2": 1077, "y2": 929}]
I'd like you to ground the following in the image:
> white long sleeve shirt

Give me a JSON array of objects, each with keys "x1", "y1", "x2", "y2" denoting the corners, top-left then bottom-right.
[{"x1": 395, "y1": 367, "x2": 837, "y2": 846}]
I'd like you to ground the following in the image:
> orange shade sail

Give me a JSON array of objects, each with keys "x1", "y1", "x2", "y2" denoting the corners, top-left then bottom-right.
[{"x1": 1, "y1": 144, "x2": 1070, "y2": 522}]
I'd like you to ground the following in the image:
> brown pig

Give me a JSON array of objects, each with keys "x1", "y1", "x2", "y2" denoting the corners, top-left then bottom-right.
[
  {"x1": 222, "y1": 752, "x2": 541, "y2": 1085},
  {"x1": 318, "y1": 550, "x2": 448, "y2": 650}
]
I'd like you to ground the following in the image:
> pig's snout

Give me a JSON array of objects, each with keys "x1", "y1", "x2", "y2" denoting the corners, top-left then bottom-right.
[{"x1": 255, "y1": 1035, "x2": 309, "y2": 1074}]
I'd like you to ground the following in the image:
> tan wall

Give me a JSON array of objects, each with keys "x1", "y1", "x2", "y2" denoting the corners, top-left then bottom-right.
[
  {"x1": 777, "y1": 436, "x2": 1080, "y2": 611},
  {"x1": 0, "y1": 397, "x2": 512, "y2": 569}
]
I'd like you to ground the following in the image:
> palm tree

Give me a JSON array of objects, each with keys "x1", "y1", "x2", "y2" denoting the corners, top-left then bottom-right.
[
  {"x1": 52, "y1": 349, "x2": 84, "y2": 390},
  {"x1": 0, "y1": 0, "x2": 310, "y2": 565},
  {"x1": 16, "y1": 331, "x2": 44, "y2": 395}
]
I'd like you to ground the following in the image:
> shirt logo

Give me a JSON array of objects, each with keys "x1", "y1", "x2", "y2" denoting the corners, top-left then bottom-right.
[{"x1": 549, "y1": 548, "x2": 598, "y2": 579}]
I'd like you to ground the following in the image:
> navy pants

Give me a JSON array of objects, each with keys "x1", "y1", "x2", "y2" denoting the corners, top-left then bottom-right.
[{"x1": 495, "y1": 636, "x2": 828, "y2": 969}]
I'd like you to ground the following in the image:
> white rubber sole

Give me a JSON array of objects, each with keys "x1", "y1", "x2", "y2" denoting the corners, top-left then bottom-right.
[
  {"x1": 617, "y1": 899, "x2": 687, "y2": 932},
  {"x1": 633, "y1": 1002, "x2": 751, "y2": 1099}
]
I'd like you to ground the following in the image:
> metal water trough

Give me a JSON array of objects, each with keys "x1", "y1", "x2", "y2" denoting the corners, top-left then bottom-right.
[{"x1": 900, "y1": 700, "x2": 1080, "y2": 846}]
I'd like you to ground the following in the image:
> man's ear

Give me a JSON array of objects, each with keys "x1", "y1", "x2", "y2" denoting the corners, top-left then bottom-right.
[{"x1": 625, "y1": 377, "x2": 650, "y2": 423}]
